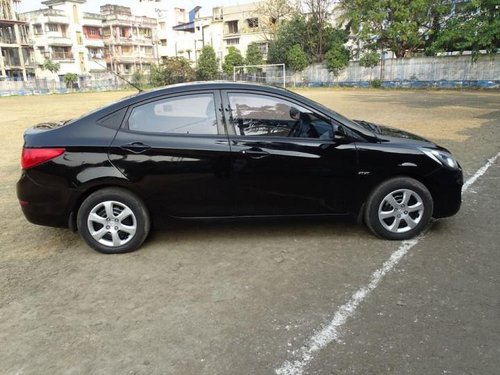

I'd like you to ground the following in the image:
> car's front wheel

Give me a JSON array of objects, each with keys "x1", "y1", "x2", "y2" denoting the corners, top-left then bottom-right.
[
  {"x1": 364, "y1": 177, "x2": 433, "y2": 240},
  {"x1": 77, "y1": 188, "x2": 150, "y2": 253}
]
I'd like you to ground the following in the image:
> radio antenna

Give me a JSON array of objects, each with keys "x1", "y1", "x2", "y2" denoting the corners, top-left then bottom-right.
[{"x1": 92, "y1": 59, "x2": 143, "y2": 92}]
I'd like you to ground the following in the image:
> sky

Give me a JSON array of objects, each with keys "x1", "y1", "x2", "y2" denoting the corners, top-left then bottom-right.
[{"x1": 17, "y1": 0, "x2": 245, "y2": 15}]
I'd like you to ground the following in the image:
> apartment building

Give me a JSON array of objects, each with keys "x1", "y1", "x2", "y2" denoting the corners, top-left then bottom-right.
[
  {"x1": 129, "y1": 1, "x2": 269, "y2": 67},
  {"x1": 0, "y1": 0, "x2": 35, "y2": 80},
  {"x1": 21, "y1": 0, "x2": 106, "y2": 79},
  {"x1": 130, "y1": 0, "x2": 199, "y2": 61},
  {"x1": 193, "y1": 3, "x2": 268, "y2": 66},
  {"x1": 101, "y1": 4, "x2": 157, "y2": 76}
]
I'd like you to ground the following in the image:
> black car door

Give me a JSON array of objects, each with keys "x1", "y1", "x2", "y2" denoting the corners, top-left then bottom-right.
[
  {"x1": 221, "y1": 90, "x2": 359, "y2": 215},
  {"x1": 108, "y1": 90, "x2": 233, "y2": 218}
]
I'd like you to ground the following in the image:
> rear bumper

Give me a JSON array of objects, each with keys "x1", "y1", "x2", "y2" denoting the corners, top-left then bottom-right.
[{"x1": 16, "y1": 171, "x2": 75, "y2": 229}]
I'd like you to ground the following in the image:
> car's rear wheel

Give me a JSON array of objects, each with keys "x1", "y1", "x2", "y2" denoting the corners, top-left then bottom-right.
[
  {"x1": 77, "y1": 188, "x2": 150, "y2": 253},
  {"x1": 365, "y1": 177, "x2": 433, "y2": 240}
]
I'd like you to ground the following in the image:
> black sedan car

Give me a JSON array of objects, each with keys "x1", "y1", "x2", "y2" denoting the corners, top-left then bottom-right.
[{"x1": 17, "y1": 82, "x2": 462, "y2": 253}]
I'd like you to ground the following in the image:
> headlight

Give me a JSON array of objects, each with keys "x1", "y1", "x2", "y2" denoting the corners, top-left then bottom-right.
[{"x1": 420, "y1": 148, "x2": 458, "y2": 169}]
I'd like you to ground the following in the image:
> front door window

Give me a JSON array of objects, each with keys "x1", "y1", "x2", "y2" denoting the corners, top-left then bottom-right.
[{"x1": 228, "y1": 93, "x2": 333, "y2": 139}]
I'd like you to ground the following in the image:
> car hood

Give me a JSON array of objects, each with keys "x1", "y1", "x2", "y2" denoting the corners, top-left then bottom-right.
[{"x1": 354, "y1": 120, "x2": 437, "y2": 147}]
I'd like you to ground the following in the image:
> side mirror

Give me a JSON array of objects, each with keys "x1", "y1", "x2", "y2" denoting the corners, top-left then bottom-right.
[{"x1": 332, "y1": 123, "x2": 348, "y2": 141}]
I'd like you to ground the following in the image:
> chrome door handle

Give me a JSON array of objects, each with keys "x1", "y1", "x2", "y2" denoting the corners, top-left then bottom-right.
[
  {"x1": 120, "y1": 142, "x2": 151, "y2": 154},
  {"x1": 241, "y1": 149, "x2": 270, "y2": 159}
]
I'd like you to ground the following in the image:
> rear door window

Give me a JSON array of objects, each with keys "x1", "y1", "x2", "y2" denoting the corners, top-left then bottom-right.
[{"x1": 127, "y1": 93, "x2": 218, "y2": 135}]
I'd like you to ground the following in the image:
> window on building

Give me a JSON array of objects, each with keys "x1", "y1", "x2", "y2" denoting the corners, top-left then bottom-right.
[
  {"x1": 160, "y1": 39, "x2": 167, "y2": 46},
  {"x1": 52, "y1": 46, "x2": 72, "y2": 60},
  {"x1": 88, "y1": 27, "x2": 99, "y2": 36},
  {"x1": 89, "y1": 48, "x2": 103, "y2": 59},
  {"x1": 247, "y1": 18, "x2": 259, "y2": 29},
  {"x1": 256, "y1": 42, "x2": 268, "y2": 55},
  {"x1": 158, "y1": 22, "x2": 166, "y2": 30},
  {"x1": 127, "y1": 93, "x2": 218, "y2": 135},
  {"x1": 226, "y1": 20, "x2": 238, "y2": 34},
  {"x1": 47, "y1": 24, "x2": 58, "y2": 32},
  {"x1": 119, "y1": 27, "x2": 128, "y2": 38},
  {"x1": 226, "y1": 38, "x2": 240, "y2": 45},
  {"x1": 213, "y1": 7, "x2": 223, "y2": 20},
  {"x1": 33, "y1": 24, "x2": 43, "y2": 35}
]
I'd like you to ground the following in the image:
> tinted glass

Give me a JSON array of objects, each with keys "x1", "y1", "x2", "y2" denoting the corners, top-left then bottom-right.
[
  {"x1": 97, "y1": 107, "x2": 127, "y2": 129},
  {"x1": 228, "y1": 93, "x2": 333, "y2": 139},
  {"x1": 128, "y1": 93, "x2": 218, "y2": 135}
]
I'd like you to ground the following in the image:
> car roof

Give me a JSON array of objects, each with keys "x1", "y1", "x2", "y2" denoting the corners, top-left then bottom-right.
[{"x1": 134, "y1": 81, "x2": 289, "y2": 99}]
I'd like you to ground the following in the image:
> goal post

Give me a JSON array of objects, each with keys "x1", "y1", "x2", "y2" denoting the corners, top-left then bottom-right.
[{"x1": 233, "y1": 63, "x2": 286, "y2": 88}]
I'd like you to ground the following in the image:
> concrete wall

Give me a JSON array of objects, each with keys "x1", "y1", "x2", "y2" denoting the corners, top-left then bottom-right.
[{"x1": 293, "y1": 54, "x2": 500, "y2": 88}]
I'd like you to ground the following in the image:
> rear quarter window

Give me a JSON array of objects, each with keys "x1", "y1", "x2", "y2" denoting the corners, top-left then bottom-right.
[{"x1": 97, "y1": 107, "x2": 127, "y2": 129}]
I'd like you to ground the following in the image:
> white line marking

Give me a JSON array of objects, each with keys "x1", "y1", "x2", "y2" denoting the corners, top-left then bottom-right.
[
  {"x1": 275, "y1": 152, "x2": 500, "y2": 375},
  {"x1": 462, "y1": 152, "x2": 500, "y2": 193}
]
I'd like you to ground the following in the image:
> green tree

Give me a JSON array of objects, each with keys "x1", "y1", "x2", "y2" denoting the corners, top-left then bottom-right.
[
  {"x1": 222, "y1": 46, "x2": 244, "y2": 75},
  {"x1": 151, "y1": 57, "x2": 195, "y2": 86},
  {"x1": 132, "y1": 70, "x2": 146, "y2": 88},
  {"x1": 245, "y1": 42, "x2": 264, "y2": 73},
  {"x1": 303, "y1": 0, "x2": 336, "y2": 61},
  {"x1": 63, "y1": 73, "x2": 79, "y2": 89},
  {"x1": 268, "y1": 13, "x2": 349, "y2": 68},
  {"x1": 267, "y1": 15, "x2": 308, "y2": 65},
  {"x1": 42, "y1": 59, "x2": 60, "y2": 74},
  {"x1": 338, "y1": 0, "x2": 452, "y2": 58},
  {"x1": 196, "y1": 45, "x2": 219, "y2": 80},
  {"x1": 324, "y1": 45, "x2": 350, "y2": 76},
  {"x1": 287, "y1": 44, "x2": 309, "y2": 72},
  {"x1": 359, "y1": 51, "x2": 379, "y2": 69},
  {"x1": 432, "y1": 0, "x2": 500, "y2": 60}
]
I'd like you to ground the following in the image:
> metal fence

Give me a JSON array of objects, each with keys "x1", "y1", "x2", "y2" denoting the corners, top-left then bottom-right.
[
  {"x1": 1, "y1": 54, "x2": 499, "y2": 96},
  {"x1": 0, "y1": 73, "x2": 140, "y2": 96}
]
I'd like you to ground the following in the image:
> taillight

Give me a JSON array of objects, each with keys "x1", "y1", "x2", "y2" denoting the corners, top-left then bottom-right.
[{"x1": 21, "y1": 147, "x2": 65, "y2": 170}]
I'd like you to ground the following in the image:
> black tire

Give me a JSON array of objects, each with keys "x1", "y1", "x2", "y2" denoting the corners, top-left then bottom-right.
[
  {"x1": 77, "y1": 187, "x2": 150, "y2": 254},
  {"x1": 364, "y1": 177, "x2": 433, "y2": 240}
]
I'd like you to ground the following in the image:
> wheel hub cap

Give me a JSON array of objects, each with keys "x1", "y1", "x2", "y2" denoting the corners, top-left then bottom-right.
[
  {"x1": 87, "y1": 200, "x2": 137, "y2": 247},
  {"x1": 378, "y1": 189, "x2": 424, "y2": 234}
]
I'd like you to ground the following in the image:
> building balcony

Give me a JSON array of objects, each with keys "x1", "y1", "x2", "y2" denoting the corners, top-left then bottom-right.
[
  {"x1": 103, "y1": 14, "x2": 156, "y2": 28},
  {"x1": 2, "y1": 57, "x2": 21, "y2": 67},
  {"x1": 84, "y1": 39, "x2": 104, "y2": 48},
  {"x1": 103, "y1": 36, "x2": 154, "y2": 46},
  {"x1": 47, "y1": 36, "x2": 73, "y2": 46},
  {"x1": 89, "y1": 53, "x2": 105, "y2": 61},
  {"x1": 82, "y1": 12, "x2": 103, "y2": 27},
  {"x1": 223, "y1": 32, "x2": 241, "y2": 38},
  {"x1": 20, "y1": 8, "x2": 61, "y2": 20},
  {"x1": 51, "y1": 52, "x2": 74, "y2": 61},
  {"x1": 106, "y1": 54, "x2": 156, "y2": 64},
  {"x1": 0, "y1": 36, "x2": 17, "y2": 45},
  {"x1": 103, "y1": 36, "x2": 133, "y2": 45}
]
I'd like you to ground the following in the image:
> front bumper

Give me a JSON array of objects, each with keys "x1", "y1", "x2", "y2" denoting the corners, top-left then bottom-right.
[{"x1": 426, "y1": 166, "x2": 463, "y2": 219}]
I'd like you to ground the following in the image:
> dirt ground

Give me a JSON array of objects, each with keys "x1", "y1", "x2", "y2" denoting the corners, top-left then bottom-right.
[{"x1": 0, "y1": 89, "x2": 499, "y2": 374}]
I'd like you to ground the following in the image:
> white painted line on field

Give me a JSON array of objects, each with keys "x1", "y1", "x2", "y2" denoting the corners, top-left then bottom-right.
[
  {"x1": 462, "y1": 152, "x2": 500, "y2": 193},
  {"x1": 275, "y1": 152, "x2": 500, "y2": 375}
]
